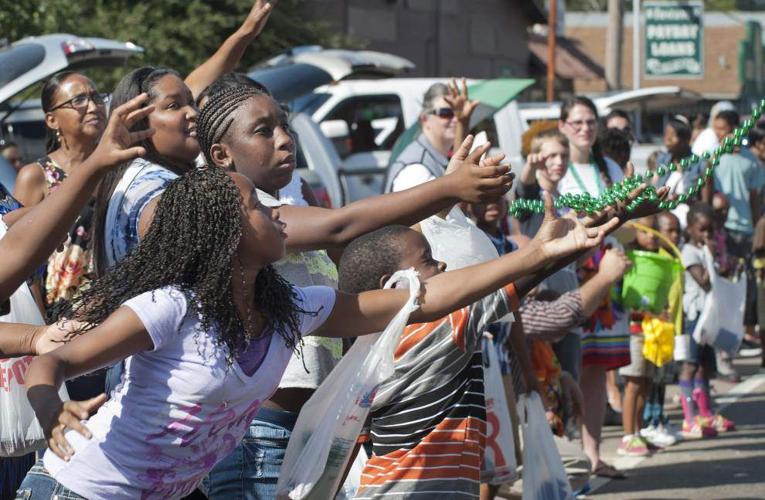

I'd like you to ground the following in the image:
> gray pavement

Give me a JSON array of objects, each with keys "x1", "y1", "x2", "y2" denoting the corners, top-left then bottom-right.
[{"x1": 588, "y1": 358, "x2": 765, "y2": 500}]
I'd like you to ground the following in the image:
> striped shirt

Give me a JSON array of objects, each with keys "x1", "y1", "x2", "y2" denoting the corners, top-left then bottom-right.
[{"x1": 356, "y1": 285, "x2": 518, "y2": 499}]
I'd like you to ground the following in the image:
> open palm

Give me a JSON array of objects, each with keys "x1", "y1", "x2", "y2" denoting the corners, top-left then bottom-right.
[{"x1": 534, "y1": 193, "x2": 619, "y2": 260}]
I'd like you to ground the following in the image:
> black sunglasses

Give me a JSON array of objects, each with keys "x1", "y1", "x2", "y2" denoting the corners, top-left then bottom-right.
[{"x1": 429, "y1": 107, "x2": 455, "y2": 120}]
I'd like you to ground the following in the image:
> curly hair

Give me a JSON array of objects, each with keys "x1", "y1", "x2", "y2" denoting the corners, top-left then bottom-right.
[{"x1": 54, "y1": 167, "x2": 307, "y2": 363}]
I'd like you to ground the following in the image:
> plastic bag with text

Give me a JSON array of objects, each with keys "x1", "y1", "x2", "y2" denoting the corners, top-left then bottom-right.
[
  {"x1": 276, "y1": 270, "x2": 421, "y2": 499},
  {"x1": 481, "y1": 333, "x2": 518, "y2": 485},
  {"x1": 692, "y1": 246, "x2": 745, "y2": 355},
  {"x1": 1, "y1": 224, "x2": 70, "y2": 455},
  {"x1": 519, "y1": 392, "x2": 573, "y2": 500}
]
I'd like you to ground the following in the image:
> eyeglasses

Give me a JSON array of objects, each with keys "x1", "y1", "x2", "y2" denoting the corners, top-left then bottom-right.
[
  {"x1": 49, "y1": 92, "x2": 110, "y2": 111},
  {"x1": 429, "y1": 107, "x2": 455, "y2": 120},
  {"x1": 565, "y1": 119, "x2": 597, "y2": 130}
]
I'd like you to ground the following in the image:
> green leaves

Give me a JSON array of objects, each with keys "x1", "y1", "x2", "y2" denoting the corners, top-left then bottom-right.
[{"x1": 0, "y1": 0, "x2": 356, "y2": 92}]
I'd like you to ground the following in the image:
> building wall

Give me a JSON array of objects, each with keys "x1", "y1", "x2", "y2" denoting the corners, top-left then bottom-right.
[
  {"x1": 307, "y1": 0, "x2": 538, "y2": 78},
  {"x1": 565, "y1": 12, "x2": 755, "y2": 99}
]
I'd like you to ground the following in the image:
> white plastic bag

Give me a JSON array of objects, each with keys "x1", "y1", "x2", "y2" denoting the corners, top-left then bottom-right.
[
  {"x1": 692, "y1": 246, "x2": 745, "y2": 355},
  {"x1": 276, "y1": 270, "x2": 421, "y2": 499},
  {"x1": 481, "y1": 334, "x2": 517, "y2": 485},
  {"x1": 519, "y1": 392, "x2": 573, "y2": 500},
  {"x1": 420, "y1": 206, "x2": 500, "y2": 270},
  {"x1": 1, "y1": 221, "x2": 69, "y2": 456}
]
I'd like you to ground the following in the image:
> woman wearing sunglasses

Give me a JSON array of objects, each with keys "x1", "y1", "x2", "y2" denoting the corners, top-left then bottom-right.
[{"x1": 385, "y1": 79, "x2": 478, "y2": 193}]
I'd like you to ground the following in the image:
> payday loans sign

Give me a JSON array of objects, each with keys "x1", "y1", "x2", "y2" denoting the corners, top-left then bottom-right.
[{"x1": 644, "y1": 1, "x2": 703, "y2": 78}]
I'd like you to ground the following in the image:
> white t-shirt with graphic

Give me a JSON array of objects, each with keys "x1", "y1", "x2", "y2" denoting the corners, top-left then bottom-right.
[
  {"x1": 558, "y1": 158, "x2": 624, "y2": 197},
  {"x1": 43, "y1": 285, "x2": 335, "y2": 499}
]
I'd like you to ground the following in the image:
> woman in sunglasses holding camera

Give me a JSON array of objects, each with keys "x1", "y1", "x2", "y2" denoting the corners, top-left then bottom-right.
[{"x1": 385, "y1": 79, "x2": 478, "y2": 193}]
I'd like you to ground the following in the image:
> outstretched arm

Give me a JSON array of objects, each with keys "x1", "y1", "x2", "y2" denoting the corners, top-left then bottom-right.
[
  {"x1": 184, "y1": 0, "x2": 274, "y2": 98},
  {"x1": 0, "y1": 95, "x2": 155, "y2": 303},
  {"x1": 313, "y1": 196, "x2": 619, "y2": 338},
  {"x1": 280, "y1": 137, "x2": 512, "y2": 251},
  {"x1": 26, "y1": 307, "x2": 153, "y2": 460}
]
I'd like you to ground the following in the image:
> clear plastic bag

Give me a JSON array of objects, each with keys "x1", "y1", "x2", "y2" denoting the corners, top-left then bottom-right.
[
  {"x1": 519, "y1": 392, "x2": 573, "y2": 500},
  {"x1": 692, "y1": 246, "x2": 745, "y2": 355},
  {"x1": 0, "y1": 222, "x2": 69, "y2": 456},
  {"x1": 481, "y1": 333, "x2": 518, "y2": 485},
  {"x1": 276, "y1": 270, "x2": 421, "y2": 499}
]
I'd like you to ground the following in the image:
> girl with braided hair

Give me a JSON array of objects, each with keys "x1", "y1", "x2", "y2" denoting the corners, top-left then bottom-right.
[
  {"x1": 195, "y1": 76, "x2": 515, "y2": 498},
  {"x1": 16, "y1": 164, "x2": 618, "y2": 499}
]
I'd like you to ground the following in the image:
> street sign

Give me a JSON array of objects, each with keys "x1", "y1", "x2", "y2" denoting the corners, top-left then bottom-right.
[{"x1": 644, "y1": 1, "x2": 704, "y2": 78}]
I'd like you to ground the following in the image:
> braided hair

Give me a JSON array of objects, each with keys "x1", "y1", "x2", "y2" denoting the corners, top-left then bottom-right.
[
  {"x1": 197, "y1": 81, "x2": 270, "y2": 167},
  {"x1": 54, "y1": 167, "x2": 307, "y2": 363},
  {"x1": 560, "y1": 96, "x2": 613, "y2": 187}
]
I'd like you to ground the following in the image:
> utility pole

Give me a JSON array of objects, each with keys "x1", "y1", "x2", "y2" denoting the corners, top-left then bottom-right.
[
  {"x1": 633, "y1": 0, "x2": 641, "y2": 90},
  {"x1": 546, "y1": 0, "x2": 557, "y2": 101},
  {"x1": 606, "y1": 0, "x2": 624, "y2": 90}
]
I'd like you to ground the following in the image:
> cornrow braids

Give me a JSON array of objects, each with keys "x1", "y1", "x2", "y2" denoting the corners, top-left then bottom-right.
[
  {"x1": 197, "y1": 83, "x2": 269, "y2": 166},
  {"x1": 53, "y1": 167, "x2": 307, "y2": 364}
]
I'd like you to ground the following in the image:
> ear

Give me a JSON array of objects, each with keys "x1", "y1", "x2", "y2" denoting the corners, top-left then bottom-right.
[
  {"x1": 44, "y1": 112, "x2": 58, "y2": 133},
  {"x1": 210, "y1": 143, "x2": 233, "y2": 170},
  {"x1": 558, "y1": 120, "x2": 566, "y2": 133},
  {"x1": 379, "y1": 273, "x2": 393, "y2": 290}
]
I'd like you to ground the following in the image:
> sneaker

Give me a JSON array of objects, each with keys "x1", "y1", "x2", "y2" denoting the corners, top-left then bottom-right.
[
  {"x1": 661, "y1": 421, "x2": 684, "y2": 442},
  {"x1": 641, "y1": 424, "x2": 678, "y2": 448},
  {"x1": 695, "y1": 416, "x2": 719, "y2": 438},
  {"x1": 681, "y1": 419, "x2": 717, "y2": 439},
  {"x1": 739, "y1": 338, "x2": 763, "y2": 358},
  {"x1": 711, "y1": 414, "x2": 736, "y2": 432},
  {"x1": 618, "y1": 434, "x2": 650, "y2": 456}
]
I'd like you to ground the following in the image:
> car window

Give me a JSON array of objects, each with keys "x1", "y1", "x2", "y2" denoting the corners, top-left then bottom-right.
[
  {"x1": 0, "y1": 44, "x2": 46, "y2": 89},
  {"x1": 322, "y1": 95, "x2": 403, "y2": 159},
  {"x1": 291, "y1": 92, "x2": 331, "y2": 116}
]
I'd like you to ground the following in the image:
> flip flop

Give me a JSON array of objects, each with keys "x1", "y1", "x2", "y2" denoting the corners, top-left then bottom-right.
[{"x1": 593, "y1": 461, "x2": 626, "y2": 479}]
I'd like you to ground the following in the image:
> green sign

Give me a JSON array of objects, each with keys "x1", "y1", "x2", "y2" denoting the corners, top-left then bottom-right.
[{"x1": 644, "y1": 1, "x2": 704, "y2": 78}]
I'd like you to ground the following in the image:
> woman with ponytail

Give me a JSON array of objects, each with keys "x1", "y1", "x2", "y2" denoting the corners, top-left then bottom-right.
[{"x1": 557, "y1": 96, "x2": 629, "y2": 479}]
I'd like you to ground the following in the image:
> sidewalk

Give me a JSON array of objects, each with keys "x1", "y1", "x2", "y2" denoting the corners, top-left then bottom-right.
[{"x1": 589, "y1": 357, "x2": 765, "y2": 499}]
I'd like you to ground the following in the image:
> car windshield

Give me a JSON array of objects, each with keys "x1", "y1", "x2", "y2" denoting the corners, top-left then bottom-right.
[
  {"x1": 0, "y1": 43, "x2": 46, "y2": 89},
  {"x1": 290, "y1": 92, "x2": 331, "y2": 115}
]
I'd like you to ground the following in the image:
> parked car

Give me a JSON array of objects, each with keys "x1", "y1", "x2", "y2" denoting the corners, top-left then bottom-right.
[{"x1": 0, "y1": 33, "x2": 144, "y2": 162}]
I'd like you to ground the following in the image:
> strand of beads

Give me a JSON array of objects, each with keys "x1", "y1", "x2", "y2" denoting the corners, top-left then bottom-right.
[{"x1": 509, "y1": 100, "x2": 765, "y2": 218}]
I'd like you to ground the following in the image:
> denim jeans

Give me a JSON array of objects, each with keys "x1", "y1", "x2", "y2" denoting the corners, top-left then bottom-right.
[
  {"x1": 15, "y1": 461, "x2": 87, "y2": 500},
  {"x1": 204, "y1": 407, "x2": 298, "y2": 500}
]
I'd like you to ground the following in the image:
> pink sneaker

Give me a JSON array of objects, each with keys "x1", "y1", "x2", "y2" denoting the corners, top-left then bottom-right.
[
  {"x1": 695, "y1": 416, "x2": 719, "y2": 438},
  {"x1": 618, "y1": 435, "x2": 650, "y2": 456},
  {"x1": 682, "y1": 419, "x2": 717, "y2": 439},
  {"x1": 711, "y1": 414, "x2": 736, "y2": 432}
]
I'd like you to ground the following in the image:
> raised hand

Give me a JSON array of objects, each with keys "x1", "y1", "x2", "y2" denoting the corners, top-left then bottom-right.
[
  {"x1": 597, "y1": 248, "x2": 632, "y2": 283},
  {"x1": 88, "y1": 93, "x2": 155, "y2": 171},
  {"x1": 533, "y1": 193, "x2": 619, "y2": 260},
  {"x1": 444, "y1": 77, "x2": 479, "y2": 123},
  {"x1": 241, "y1": 0, "x2": 275, "y2": 37},
  {"x1": 446, "y1": 135, "x2": 513, "y2": 203}
]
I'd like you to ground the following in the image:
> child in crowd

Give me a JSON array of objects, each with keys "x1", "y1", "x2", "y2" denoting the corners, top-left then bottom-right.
[
  {"x1": 337, "y1": 201, "x2": 620, "y2": 499},
  {"x1": 679, "y1": 203, "x2": 736, "y2": 440},
  {"x1": 599, "y1": 127, "x2": 632, "y2": 172},
  {"x1": 753, "y1": 215, "x2": 765, "y2": 370},
  {"x1": 618, "y1": 216, "x2": 661, "y2": 456},
  {"x1": 641, "y1": 212, "x2": 683, "y2": 447}
]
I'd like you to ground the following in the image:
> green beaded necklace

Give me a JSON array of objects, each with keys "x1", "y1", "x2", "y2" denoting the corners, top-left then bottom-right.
[{"x1": 509, "y1": 100, "x2": 765, "y2": 218}]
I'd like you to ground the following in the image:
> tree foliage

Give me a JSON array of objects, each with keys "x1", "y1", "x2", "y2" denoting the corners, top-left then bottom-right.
[{"x1": 0, "y1": 0, "x2": 356, "y2": 91}]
